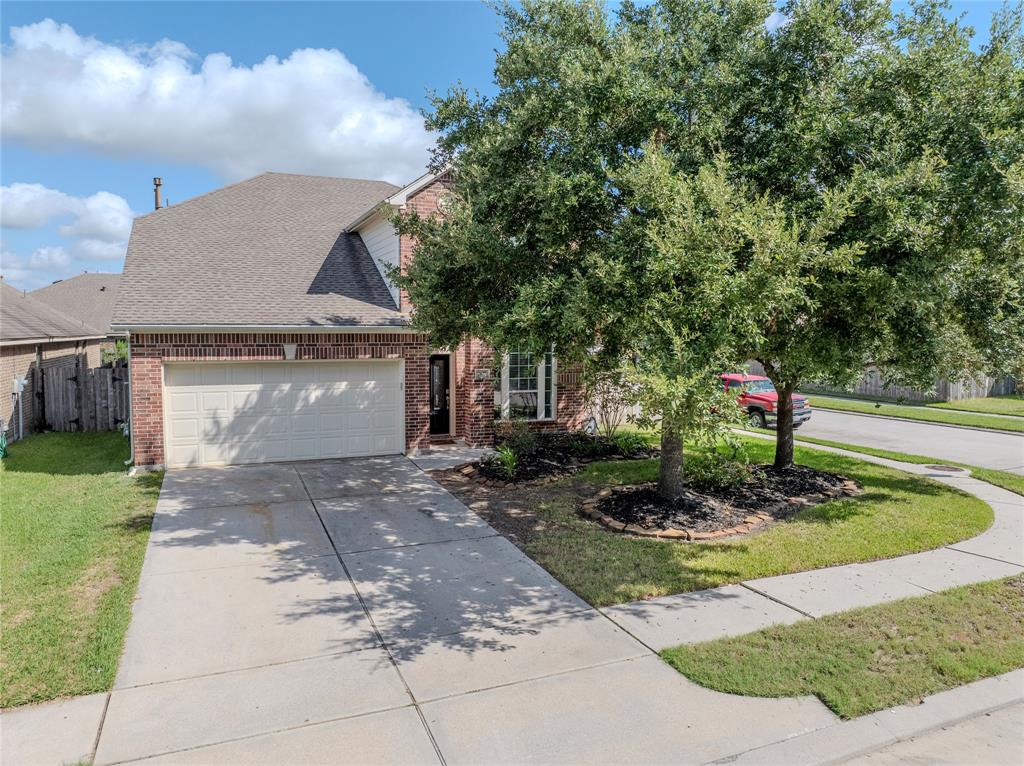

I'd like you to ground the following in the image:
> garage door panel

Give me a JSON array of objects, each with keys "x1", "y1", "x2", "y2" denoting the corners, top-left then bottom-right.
[
  {"x1": 165, "y1": 366, "x2": 198, "y2": 387},
  {"x1": 199, "y1": 365, "x2": 230, "y2": 386},
  {"x1": 164, "y1": 361, "x2": 404, "y2": 468},
  {"x1": 200, "y1": 391, "x2": 230, "y2": 413},
  {"x1": 169, "y1": 417, "x2": 199, "y2": 440},
  {"x1": 168, "y1": 391, "x2": 199, "y2": 414}
]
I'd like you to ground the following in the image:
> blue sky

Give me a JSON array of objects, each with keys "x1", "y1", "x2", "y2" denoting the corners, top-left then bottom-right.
[{"x1": 0, "y1": 0, "x2": 1006, "y2": 290}]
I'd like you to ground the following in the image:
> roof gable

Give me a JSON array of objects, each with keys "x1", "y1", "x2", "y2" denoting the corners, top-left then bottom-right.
[
  {"x1": 31, "y1": 273, "x2": 121, "y2": 335},
  {"x1": 1, "y1": 282, "x2": 106, "y2": 342},
  {"x1": 112, "y1": 173, "x2": 405, "y2": 328}
]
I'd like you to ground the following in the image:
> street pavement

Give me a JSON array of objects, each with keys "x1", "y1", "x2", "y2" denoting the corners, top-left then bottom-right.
[{"x1": 799, "y1": 408, "x2": 1024, "y2": 474}]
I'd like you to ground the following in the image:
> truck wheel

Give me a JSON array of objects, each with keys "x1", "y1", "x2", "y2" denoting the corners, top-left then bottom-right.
[{"x1": 748, "y1": 410, "x2": 767, "y2": 429}]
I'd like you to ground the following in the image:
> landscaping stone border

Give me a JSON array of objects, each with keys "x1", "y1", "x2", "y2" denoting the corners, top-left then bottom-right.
[{"x1": 580, "y1": 478, "x2": 863, "y2": 541}]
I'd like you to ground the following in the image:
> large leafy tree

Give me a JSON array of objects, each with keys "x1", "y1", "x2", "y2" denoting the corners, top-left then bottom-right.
[{"x1": 395, "y1": 0, "x2": 1023, "y2": 488}]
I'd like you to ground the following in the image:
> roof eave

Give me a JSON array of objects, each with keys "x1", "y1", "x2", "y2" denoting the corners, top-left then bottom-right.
[
  {"x1": 0, "y1": 333, "x2": 108, "y2": 347},
  {"x1": 112, "y1": 323, "x2": 417, "y2": 334}
]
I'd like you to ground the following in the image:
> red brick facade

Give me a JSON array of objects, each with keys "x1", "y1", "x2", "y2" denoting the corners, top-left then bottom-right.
[
  {"x1": 128, "y1": 332, "x2": 432, "y2": 467},
  {"x1": 398, "y1": 170, "x2": 454, "y2": 312}
]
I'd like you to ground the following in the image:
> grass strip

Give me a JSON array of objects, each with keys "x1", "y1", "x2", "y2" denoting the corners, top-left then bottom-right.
[
  {"x1": 1, "y1": 432, "x2": 162, "y2": 707},
  {"x1": 662, "y1": 575, "x2": 1024, "y2": 718},
  {"x1": 806, "y1": 395, "x2": 1024, "y2": 433}
]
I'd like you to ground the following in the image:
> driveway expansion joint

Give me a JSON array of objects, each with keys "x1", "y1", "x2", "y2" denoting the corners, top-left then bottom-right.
[{"x1": 294, "y1": 464, "x2": 449, "y2": 766}]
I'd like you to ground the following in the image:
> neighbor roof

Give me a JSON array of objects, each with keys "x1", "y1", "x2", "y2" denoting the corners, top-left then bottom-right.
[
  {"x1": 112, "y1": 172, "x2": 404, "y2": 328},
  {"x1": 32, "y1": 273, "x2": 122, "y2": 335},
  {"x1": 1, "y1": 282, "x2": 107, "y2": 344}
]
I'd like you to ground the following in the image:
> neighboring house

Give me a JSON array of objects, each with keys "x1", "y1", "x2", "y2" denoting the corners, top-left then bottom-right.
[
  {"x1": 32, "y1": 272, "x2": 124, "y2": 345},
  {"x1": 113, "y1": 171, "x2": 587, "y2": 469},
  {"x1": 0, "y1": 282, "x2": 107, "y2": 439}
]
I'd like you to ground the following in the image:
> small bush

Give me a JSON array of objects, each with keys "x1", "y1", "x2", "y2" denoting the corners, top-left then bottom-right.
[
  {"x1": 493, "y1": 445, "x2": 518, "y2": 479},
  {"x1": 495, "y1": 419, "x2": 538, "y2": 456},
  {"x1": 563, "y1": 432, "x2": 601, "y2": 457},
  {"x1": 684, "y1": 452, "x2": 749, "y2": 491},
  {"x1": 611, "y1": 432, "x2": 649, "y2": 455}
]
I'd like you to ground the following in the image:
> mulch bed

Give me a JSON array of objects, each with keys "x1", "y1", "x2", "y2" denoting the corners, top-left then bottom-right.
[
  {"x1": 471, "y1": 432, "x2": 657, "y2": 486},
  {"x1": 584, "y1": 465, "x2": 862, "y2": 541}
]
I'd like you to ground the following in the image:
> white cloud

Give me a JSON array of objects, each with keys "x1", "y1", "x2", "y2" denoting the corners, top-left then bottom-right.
[
  {"x1": 73, "y1": 238, "x2": 125, "y2": 261},
  {"x1": 57, "y1": 191, "x2": 134, "y2": 243},
  {"x1": 1, "y1": 19, "x2": 435, "y2": 184},
  {"x1": 29, "y1": 245, "x2": 71, "y2": 268},
  {"x1": 1, "y1": 245, "x2": 74, "y2": 290},
  {"x1": 0, "y1": 183, "x2": 135, "y2": 287},
  {"x1": 1, "y1": 184, "x2": 134, "y2": 244},
  {"x1": 0, "y1": 183, "x2": 78, "y2": 228}
]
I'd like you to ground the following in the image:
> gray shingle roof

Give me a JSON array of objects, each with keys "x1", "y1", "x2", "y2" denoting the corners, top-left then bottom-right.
[
  {"x1": 1, "y1": 282, "x2": 107, "y2": 342},
  {"x1": 32, "y1": 273, "x2": 121, "y2": 335},
  {"x1": 112, "y1": 172, "x2": 404, "y2": 328}
]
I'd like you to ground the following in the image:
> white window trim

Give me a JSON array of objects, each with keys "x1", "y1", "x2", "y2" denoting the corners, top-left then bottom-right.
[{"x1": 496, "y1": 350, "x2": 557, "y2": 422}]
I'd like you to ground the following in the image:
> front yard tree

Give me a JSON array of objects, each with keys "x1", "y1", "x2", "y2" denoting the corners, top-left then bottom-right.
[{"x1": 394, "y1": 0, "x2": 1023, "y2": 480}]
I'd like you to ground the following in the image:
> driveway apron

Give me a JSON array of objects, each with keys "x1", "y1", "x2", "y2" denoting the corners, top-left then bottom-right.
[{"x1": 95, "y1": 456, "x2": 835, "y2": 765}]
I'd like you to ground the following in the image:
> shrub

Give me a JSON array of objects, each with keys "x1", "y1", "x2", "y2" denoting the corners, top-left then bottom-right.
[
  {"x1": 585, "y1": 369, "x2": 632, "y2": 439},
  {"x1": 494, "y1": 419, "x2": 537, "y2": 456},
  {"x1": 611, "y1": 431, "x2": 648, "y2": 455},
  {"x1": 493, "y1": 445, "x2": 518, "y2": 479},
  {"x1": 684, "y1": 452, "x2": 749, "y2": 491}
]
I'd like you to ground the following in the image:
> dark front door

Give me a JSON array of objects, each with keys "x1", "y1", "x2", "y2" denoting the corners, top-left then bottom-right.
[{"x1": 429, "y1": 354, "x2": 451, "y2": 435}]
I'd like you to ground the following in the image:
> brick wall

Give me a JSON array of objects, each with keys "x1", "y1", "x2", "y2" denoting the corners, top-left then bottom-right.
[
  {"x1": 398, "y1": 170, "x2": 453, "y2": 311},
  {"x1": 454, "y1": 338, "x2": 497, "y2": 447},
  {"x1": 0, "y1": 338, "x2": 104, "y2": 439},
  {"x1": 128, "y1": 331, "x2": 431, "y2": 467}
]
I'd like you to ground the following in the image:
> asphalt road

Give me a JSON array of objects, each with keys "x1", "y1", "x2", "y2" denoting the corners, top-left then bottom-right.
[{"x1": 797, "y1": 409, "x2": 1024, "y2": 475}]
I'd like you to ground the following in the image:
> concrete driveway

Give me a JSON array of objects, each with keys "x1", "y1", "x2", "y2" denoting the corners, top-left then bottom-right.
[
  {"x1": 799, "y1": 409, "x2": 1024, "y2": 474},
  {"x1": 92, "y1": 455, "x2": 834, "y2": 765}
]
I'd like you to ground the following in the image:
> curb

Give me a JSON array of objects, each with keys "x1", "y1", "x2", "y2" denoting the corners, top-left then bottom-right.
[
  {"x1": 714, "y1": 669, "x2": 1024, "y2": 765},
  {"x1": 813, "y1": 406, "x2": 1024, "y2": 436}
]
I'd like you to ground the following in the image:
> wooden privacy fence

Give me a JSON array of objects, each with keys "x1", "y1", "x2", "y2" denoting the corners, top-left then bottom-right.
[
  {"x1": 803, "y1": 369, "x2": 1017, "y2": 402},
  {"x1": 42, "y1": 363, "x2": 130, "y2": 432},
  {"x1": 745, "y1": 361, "x2": 1016, "y2": 402}
]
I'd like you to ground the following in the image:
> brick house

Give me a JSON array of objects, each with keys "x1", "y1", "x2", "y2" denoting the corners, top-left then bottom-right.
[
  {"x1": 1, "y1": 281, "x2": 107, "y2": 439},
  {"x1": 112, "y1": 171, "x2": 587, "y2": 469}
]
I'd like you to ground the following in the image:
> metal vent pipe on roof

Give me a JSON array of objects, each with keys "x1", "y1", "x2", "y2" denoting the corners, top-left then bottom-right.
[{"x1": 153, "y1": 177, "x2": 163, "y2": 210}]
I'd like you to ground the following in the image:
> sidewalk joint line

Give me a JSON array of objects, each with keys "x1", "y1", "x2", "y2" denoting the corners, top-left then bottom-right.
[
  {"x1": 295, "y1": 465, "x2": 448, "y2": 766},
  {"x1": 738, "y1": 583, "x2": 817, "y2": 620}
]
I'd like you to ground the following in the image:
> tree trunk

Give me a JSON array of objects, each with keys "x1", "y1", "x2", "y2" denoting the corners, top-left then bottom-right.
[
  {"x1": 774, "y1": 385, "x2": 795, "y2": 469},
  {"x1": 659, "y1": 419, "x2": 685, "y2": 499}
]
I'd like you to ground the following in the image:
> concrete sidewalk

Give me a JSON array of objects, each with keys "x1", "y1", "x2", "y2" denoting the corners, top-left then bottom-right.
[
  {"x1": 603, "y1": 440, "x2": 1023, "y2": 649},
  {"x1": 4, "y1": 447, "x2": 1022, "y2": 766}
]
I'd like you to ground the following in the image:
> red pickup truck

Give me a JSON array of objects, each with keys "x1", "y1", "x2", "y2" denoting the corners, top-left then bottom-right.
[{"x1": 721, "y1": 373, "x2": 812, "y2": 429}]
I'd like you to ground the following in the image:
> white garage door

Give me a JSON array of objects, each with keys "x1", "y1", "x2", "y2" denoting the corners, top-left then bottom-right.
[{"x1": 163, "y1": 361, "x2": 404, "y2": 468}]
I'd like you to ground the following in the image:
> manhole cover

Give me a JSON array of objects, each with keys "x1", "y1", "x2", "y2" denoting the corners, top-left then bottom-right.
[{"x1": 924, "y1": 464, "x2": 967, "y2": 473}]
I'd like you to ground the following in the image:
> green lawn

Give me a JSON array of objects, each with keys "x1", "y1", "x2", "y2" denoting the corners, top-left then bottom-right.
[
  {"x1": 662, "y1": 575, "x2": 1024, "y2": 718},
  {"x1": 781, "y1": 433, "x2": 1024, "y2": 497},
  {"x1": 806, "y1": 394, "x2": 1024, "y2": 433},
  {"x1": 928, "y1": 394, "x2": 1024, "y2": 417},
  {"x1": 522, "y1": 439, "x2": 991, "y2": 605},
  {"x1": 0, "y1": 433, "x2": 162, "y2": 707}
]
